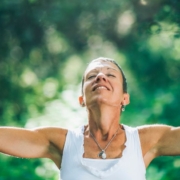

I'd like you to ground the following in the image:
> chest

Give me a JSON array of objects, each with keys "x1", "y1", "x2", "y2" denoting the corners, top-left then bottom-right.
[
  {"x1": 83, "y1": 132, "x2": 126, "y2": 159},
  {"x1": 60, "y1": 128, "x2": 146, "y2": 180}
]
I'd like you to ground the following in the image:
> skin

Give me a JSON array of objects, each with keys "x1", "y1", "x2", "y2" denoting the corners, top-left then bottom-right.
[{"x1": 0, "y1": 59, "x2": 180, "y2": 171}]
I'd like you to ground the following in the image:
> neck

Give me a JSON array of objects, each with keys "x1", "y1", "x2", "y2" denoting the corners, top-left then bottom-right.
[{"x1": 86, "y1": 104, "x2": 122, "y2": 140}]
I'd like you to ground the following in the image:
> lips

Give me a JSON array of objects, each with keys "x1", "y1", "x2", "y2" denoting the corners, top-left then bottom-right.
[{"x1": 92, "y1": 84, "x2": 110, "y2": 91}]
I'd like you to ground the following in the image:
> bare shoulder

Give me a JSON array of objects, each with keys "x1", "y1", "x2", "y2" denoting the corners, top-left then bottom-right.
[
  {"x1": 137, "y1": 124, "x2": 172, "y2": 146},
  {"x1": 138, "y1": 124, "x2": 173, "y2": 157},
  {"x1": 136, "y1": 124, "x2": 180, "y2": 167},
  {"x1": 138, "y1": 124, "x2": 172, "y2": 138},
  {"x1": 33, "y1": 126, "x2": 68, "y2": 168},
  {"x1": 33, "y1": 126, "x2": 68, "y2": 152},
  {"x1": 137, "y1": 124, "x2": 175, "y2": 166}
]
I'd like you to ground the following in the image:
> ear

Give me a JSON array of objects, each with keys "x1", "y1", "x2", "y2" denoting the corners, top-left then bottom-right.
[
  {"x1": 79, "y1": 96, "x2": 85, "y2": 107},
  {"x1": 122, "y1": 93, "x2": 130, "y2": 105}
]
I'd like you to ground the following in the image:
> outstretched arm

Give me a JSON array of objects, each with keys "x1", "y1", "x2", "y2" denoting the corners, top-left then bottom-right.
[
  {"x1": 0, "y1": 126, "x2": 67, "y2": 168},
  {"x1": 155, "y1": 126, "x2": 180, "y2": 156},
  {"x1": 139, "y1": 125, "x2": 180, "y2": 167}
]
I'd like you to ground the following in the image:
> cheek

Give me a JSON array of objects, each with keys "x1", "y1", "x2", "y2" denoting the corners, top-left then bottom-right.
[
  {"x1": 114, "y1": 82, "x2": 124, "y2": 95},
  {"x1": 117, "y1": 81, "x2": 123, "y2": 91},
  {"x1": 83, "y1": 82, "x2": 91, "y2": 96}
]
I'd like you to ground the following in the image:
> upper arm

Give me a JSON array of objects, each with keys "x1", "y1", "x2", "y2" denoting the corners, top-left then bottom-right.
[
  {"x1": 155, "y1": 126, "x2": 180, "y2": 156},
  {"x1": 138, "y1": 125, "x2": 180, "y2": 167},
  {"x1": 35, "y1": 127, "x2": 67, "y2": 161},
  {"x1": 0, "y1": 127, "x2": 67, "y2": 164},
  {"x1": 35, "y1": 127, "x2": 67, "y2": 168}
]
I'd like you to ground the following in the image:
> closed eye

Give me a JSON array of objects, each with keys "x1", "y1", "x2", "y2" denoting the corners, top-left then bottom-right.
[
  {"x1": 107, "y1": 74, "x2": 115, "y2": 77},
  {"x1": 87, "y1": 75, "x2": 96, "y2": 79}
]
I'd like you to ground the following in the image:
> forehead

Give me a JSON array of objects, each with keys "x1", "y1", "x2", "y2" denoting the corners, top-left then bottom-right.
[{"x1": 85, "y1": 60, "x2": 120, "y2": 74}]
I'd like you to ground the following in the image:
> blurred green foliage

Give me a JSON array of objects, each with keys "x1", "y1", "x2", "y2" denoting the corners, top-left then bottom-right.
[{"x1": 0, "y1": 0, "x2": 180, "y2": 179}]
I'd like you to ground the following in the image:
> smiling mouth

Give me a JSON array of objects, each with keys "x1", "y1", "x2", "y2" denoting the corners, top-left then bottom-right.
[{"x1": 93, "y1": 86, "x2": 109, "y2": 91}]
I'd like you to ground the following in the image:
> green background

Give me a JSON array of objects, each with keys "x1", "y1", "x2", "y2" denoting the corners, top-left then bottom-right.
[{"x1": 0, "y1": 0, "x2": 180, "y2": 179}]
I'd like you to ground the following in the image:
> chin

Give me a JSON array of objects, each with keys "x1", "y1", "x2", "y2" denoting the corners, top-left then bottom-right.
[{"x1": 92, "y1": 97, "x2": 114, "y2": 106}]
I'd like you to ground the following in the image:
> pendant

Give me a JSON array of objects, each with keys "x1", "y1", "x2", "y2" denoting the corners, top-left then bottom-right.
[{"x1": 99, "y1": 150, "x2": 106, "y2": 159}]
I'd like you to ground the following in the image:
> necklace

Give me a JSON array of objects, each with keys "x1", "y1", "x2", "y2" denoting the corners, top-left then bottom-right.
[{"x1": 90, "y1": 125, "x2": 121, "y2": 159}]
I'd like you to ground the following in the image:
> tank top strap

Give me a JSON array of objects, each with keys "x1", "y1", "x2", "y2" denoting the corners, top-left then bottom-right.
[{"x1": 122, "y1": 124, "x2": 146, "y2": 172}]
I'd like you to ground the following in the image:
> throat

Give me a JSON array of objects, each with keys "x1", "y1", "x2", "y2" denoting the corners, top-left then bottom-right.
[{"x1": 87, "y1": 105, "x2": 121, "y2": 130}]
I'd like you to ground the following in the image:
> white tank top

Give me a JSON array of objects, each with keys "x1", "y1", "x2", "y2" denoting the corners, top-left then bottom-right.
[{"x1": 60, "y1": 125, "x2": 146, "y2": 180}]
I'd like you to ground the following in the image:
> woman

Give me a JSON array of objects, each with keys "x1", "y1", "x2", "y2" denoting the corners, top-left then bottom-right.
[{"x1": 0, "y1": 57, "x2": 180, "y2": 180}]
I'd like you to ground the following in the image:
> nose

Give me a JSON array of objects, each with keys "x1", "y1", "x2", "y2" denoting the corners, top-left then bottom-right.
[{"x1": 95, "y1": 73, "x2": 107, "y2": 82}]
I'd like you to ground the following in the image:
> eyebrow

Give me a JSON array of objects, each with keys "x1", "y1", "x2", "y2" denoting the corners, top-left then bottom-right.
[
  {"x1": 88, "y1": 67, "x2": 118, "y2": 73},
  {"x1": 107, "y1": 67, "x2": 118, "y2": 71}
]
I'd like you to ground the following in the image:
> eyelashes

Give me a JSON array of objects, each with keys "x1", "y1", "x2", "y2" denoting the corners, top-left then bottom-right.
[
  {"x1": 87, "y1": 74, "x2": 116, "y2": 79},
  {"x1": 107, "y1": 74, "x2": 116, "y2": 77},
  {"x1": 87, "y1": 75, "x2": 96, "y2": 79}
]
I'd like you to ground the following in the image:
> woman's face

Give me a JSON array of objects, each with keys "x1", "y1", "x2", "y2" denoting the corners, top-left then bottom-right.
[{"x1": 80, "y1": 60, "x2": 129, "y2": 108}]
